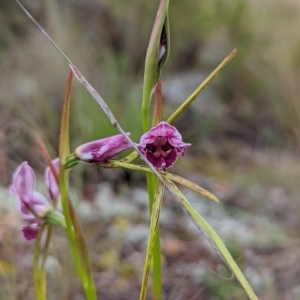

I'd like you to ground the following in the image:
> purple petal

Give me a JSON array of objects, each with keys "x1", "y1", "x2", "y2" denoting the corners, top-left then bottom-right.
[
  {"x1": 21, "y1": 223, "x2": 40, "y2": 241},
  {"x1": 32, "y1": 191, "x2": 50, "y2": 215},
  {"x1": 152, "y1": 122, "x2": 182, "y2": 139},
  {"x1": 163, "y1": 148, "x2": 178, "y2": 168},
  {"x1": 139, "y1": 122, "x2": 183, "y2": 144},
  {"x1": 145, "y1": 148, "x2": 178, "y2": 169},
  {"x1": 75, "y1": 133, "x2": 132, "y2": 162},
  {"x1": 168, "y1": 138, "x2": 191, "y2": 156},
  {"x1": 177, "y1": 146, "x2": 190, "y2": 156},
  {"x1": 11, "y1": 162, "x2": 35, "y2": 204},
  {"x1": 137, "y1": 144, "x2": 147, "y2": 155},
  {"x1": 145, "y1": 151, "x2": 166, "y2": 169},
  {"x1": 19, "y1": 191, "x2": 49, "y2": 220},
  {"x1": 44, "y1": 158, "x2": 60, "y2": 201}
]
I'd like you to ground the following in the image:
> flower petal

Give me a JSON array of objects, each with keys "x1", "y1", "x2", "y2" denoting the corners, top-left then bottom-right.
[
  {"x1": 163, "y1": 148, "x2": 178, "y2": 168},
  {"x1": 21, "y1": 223, "x2": 40, "y2": 241},
  {"x1": 151, "y1": 122, "x2": 182, "y2": 139},
  {"x1": 44, "y1": 158, "x2": 60, "y2": 201},
  {"x1": 168, "y1": 138, "x2": 191, "y2": 156},
  {"x1": 75, "y1": 133, "x2": 132, "y2": 162},
  {"x1": 145, "y1": 151, "x2": 166, "y2": 169},
  {"x1": 11, "y1": 162, "x2": 35, "y2": 204},
  {"x1": 19, "y1": 191, "x2": 49, "y2": 220}
]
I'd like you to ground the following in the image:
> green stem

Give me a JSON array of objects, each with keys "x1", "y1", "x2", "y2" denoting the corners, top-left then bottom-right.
[
  {"x1": 146, "y1": 173, "x2": 162, "y2": 300},
  {"x1": 73, "y1": 212, "x2": 97, "y2": 299},
  {"x1": 59, "y1": 167, "x2": 97, "y2": 299},
  {"x1": 142, "y1": 1, "x2": 167, "y2": 292},
  {"x1": 142, "y1": 61, "x2": 162, "y2": 299},
  {"x1": 142, "y1": 61, "x2": 162, "y2": 298},
  {"x1": 34, "y1": 223, "x2": 47, "y2": 300},
  {"x1": 140, "y1": 181, "x2": 164, "y2": 300},
  {"x1": 59, "y1": 71, "x2": 97, "y2": 300},
  {"x1": 59, "y1": 168, "x2": 90, "y2": 296},
  {"x1": 41, "y1": 226, "x2": 53, "y2": 270}
]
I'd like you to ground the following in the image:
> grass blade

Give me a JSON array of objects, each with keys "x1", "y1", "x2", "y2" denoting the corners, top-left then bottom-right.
[
  {"x1": 163, "y1": 173, "x2": 219, "y2": 203},
  {"x1": 164, "y1": 178, "x2": 259, "y2": 300},
  {"x1": 140, "y1": 181, "x2": 165, "y2": 300},
  {"x1": 167, "y1": 49, "x2": 237, "y2": 124}
]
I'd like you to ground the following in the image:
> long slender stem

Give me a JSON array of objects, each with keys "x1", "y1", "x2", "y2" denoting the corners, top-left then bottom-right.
[
  {"x1": 140, "y1": 182, "x2": 164, "y2": 300},
  {"x1": 34, "y1": 223, "x2": 47, "y2": 300},
  {"x1": 41, "y1": 226, "x2": 53, "y2": 270},
  {"x1": 141, "y1": 3, "x2": 169, "y2": 297},
  {"x1": 60, "y1": 168, "x2": 87, "y2": 283},
  {"x1": 60, "y1": 167, "x2": 97, "y2": 300},
  {"x1": 145, "y1": 174, "x2": 162, "y2": 300},
  {"x1": 72, "y1": 206, "x2": 97, "y2": 298},
  {"x1": 143, "y1": 60, "x2": 162, "y2": 300},
  {"x1": 59, "y1": 71, "x2": 96, "y2": 299}
]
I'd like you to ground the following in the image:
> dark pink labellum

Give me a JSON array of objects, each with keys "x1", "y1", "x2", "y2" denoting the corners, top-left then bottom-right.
[{"x1": 22, "y1": 223, "x2": 40, "y2": 241}]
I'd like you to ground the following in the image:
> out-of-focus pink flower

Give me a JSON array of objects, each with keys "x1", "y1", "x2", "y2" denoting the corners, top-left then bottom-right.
[
  {"x1": 11, "y1": 161, "x2": 35, "y2": 204},
  {"x1": 19, "y1": 191, "x2": 50, "y2": 241},
  {"x1": 137, "y1": 121, "x2": 191, "y2": 169},
  {"x1": 44, "y1": 158, "x2": 60, "y2": 201},
  {"x1": 10, "y1": 161, "x2": 58, "y2": 241},
  {"x1": 75, "y1": 133, "x2": 132, "y2": 162}
]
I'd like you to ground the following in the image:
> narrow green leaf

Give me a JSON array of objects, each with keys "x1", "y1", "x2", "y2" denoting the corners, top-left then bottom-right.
[
  {"x1": 59, "y1": 71, "x2": 72, "y2": 162},
  {"x1": 163, "y1": 173, "x2": 219, "y2": 203},
  {"x1": 167, "y1": 49, "x2": 237, "y2": 124},
  {"x1": 119, "y1": 151, "x2": 139, "y2": 164},
  {"x1": 58, "y1": 72, "x2": 86, "y2": 284},
  {"x1": 140, "y1": 181, "x2": 165, "y2": 300},
  {"x1": 97, "y1": 160, "x2": 218, "y2": 203},
  {"x1": 164, "y1": 178, "x2": 259, "y2": 300}
]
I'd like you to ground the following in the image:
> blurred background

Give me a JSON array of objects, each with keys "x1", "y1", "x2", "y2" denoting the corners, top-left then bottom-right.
[{"x1": 1, "y1": 0, "x2": 300, "y2": 299}]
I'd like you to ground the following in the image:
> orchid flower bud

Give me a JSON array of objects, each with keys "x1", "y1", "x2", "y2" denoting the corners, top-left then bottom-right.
[{"x1": 74, "y1": 133, "x2": 132, "y2": 162}]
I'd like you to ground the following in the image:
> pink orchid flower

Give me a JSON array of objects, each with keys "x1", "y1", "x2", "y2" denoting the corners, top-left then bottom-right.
[
  {"x1": 10, "y1": 160, "x2": 59, "y2": 241},
  {"x1": 137, "y1": 121, "x2": 191, "y2": 169}
]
